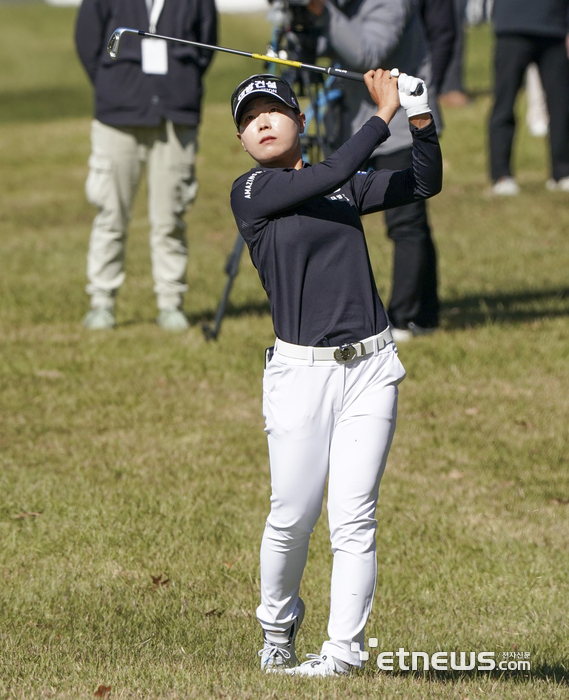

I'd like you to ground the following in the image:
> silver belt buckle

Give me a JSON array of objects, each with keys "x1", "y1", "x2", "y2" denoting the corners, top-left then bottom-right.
[{"x1": 334, "y1": 343, "x2": 358, "y2": 362}]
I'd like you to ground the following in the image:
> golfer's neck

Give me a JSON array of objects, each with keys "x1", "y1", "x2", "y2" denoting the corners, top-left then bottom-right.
[{"x1": 255, "y1": 157, "x2": 303, "y2": 170}]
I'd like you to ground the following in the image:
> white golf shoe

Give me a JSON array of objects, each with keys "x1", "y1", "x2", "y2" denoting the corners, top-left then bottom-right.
[
  {"x1": 391, "y1": 322, "x2": 436, "y2": 343},
  {"x1": 157, "y1": 307, "x2": 190, "y2": 331},
  {"x1": 491, "y1": 177, "x2": 520, "y2": 196},
  {"x1": 82, "y1": 307, "x2": 116, "y2": 330},
  {"x1": 545, "y1": 176, "x2": 569, "y2": 192},
  {"x1": 258, "y1": 598, "x2": 305, "y2": 673},
  {"x1": 285, "y1": 653, "x2": 351, "y2": 677}
]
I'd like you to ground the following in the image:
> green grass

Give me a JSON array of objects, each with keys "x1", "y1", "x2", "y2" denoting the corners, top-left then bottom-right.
[{"x1": 1, "y1": 7, "x2": 569, "y2": 699}]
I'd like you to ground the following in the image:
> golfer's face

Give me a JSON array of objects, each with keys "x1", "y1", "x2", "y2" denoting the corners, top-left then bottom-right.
[{"x1": 238, "y1": 96, "x2": 305, "y2": 168}]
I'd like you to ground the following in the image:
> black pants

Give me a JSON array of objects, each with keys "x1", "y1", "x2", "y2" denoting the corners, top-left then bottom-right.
[
  {"x1": 489, "y1": 33, "x2": 569, "y2": 182},
  {"x1": 440, "y1": 0, "x2": 468, "y2": 95},
  {"x1": 369, "y1": 148, "x2": 439, "y2": 330}
]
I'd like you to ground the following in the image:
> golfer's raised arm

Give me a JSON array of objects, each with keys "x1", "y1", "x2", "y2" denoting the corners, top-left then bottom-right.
[
  {"x1": 364, "y1": 69, "x2": 400, "y2": 125},
  {"x1": 231, "y1": 118, "x2": 391, "y2": 223}
]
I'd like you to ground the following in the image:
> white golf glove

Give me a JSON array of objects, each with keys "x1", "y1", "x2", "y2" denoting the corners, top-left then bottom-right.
[{"x1": 390, "y1": 68, "x2": 431, "y2": 119}]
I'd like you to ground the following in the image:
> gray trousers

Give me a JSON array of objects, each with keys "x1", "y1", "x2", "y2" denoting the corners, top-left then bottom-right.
[{"x1": 85, "y1": 119, "x2": 198, "y2": 310}]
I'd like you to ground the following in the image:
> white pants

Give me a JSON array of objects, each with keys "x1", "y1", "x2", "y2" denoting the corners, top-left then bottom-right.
[
  {"x1": 85, "y1": 119, "x2": 198, "y2": 310},
  {"x1": 257, "y1": 337, "x2": 406, "y2": 667}
]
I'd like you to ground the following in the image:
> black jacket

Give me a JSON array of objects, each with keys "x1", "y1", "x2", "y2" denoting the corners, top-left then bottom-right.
[
  {"x1": 75, "y1": 0, "x2": 217, "y2": 127},
  {"x1": 492, "y1": 0, "x2": 569, "y2": 38}
]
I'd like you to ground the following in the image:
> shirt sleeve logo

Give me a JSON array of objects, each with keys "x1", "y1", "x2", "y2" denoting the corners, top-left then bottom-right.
[{"x1": 244, "y1": 170, "x2": 263, "y2": 199}]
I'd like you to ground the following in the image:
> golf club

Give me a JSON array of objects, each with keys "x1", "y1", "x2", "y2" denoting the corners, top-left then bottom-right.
[{"x1": 107, "y1": 27, "x2": 423, "y2": 94}]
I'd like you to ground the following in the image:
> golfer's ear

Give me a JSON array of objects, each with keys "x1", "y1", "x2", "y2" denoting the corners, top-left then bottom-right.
[
  {"x1": 237, "y1": 132, "x2": 247, "y2": 152},
  {"x1": 298, "y1": 112, "x2": 306, "y2": 135}
]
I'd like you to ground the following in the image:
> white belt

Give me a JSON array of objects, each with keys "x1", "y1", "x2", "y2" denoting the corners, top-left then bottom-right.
[{"x1": 274, "y1": 328, "x2": 393, "y2": 363}]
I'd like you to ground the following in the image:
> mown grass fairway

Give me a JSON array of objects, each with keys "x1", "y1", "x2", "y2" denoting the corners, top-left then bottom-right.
[{"x1": 1, "y1": 6, "x2": 568, "y2": 699}]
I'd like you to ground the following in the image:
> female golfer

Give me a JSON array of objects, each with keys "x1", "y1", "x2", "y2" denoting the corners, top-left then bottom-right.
[{"x1": 230, "y1": 69, "x2": 442, "y2": 677}]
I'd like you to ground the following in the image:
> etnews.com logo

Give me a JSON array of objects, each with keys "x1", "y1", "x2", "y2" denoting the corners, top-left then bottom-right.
[{"x1": 351, "y1": 641, "x2": 531, "y2": 672}]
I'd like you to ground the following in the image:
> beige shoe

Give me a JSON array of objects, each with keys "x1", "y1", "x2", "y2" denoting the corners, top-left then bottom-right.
[{"x1": 439, "y1": 90, "x2": 471, "y2": 108}]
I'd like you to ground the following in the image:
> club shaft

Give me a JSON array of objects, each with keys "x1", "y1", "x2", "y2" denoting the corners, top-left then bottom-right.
[{"x1": 108, "y1": 28, "x2": 365, "y2": 82}]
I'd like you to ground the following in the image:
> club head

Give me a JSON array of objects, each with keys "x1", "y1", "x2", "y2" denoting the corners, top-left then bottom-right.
[{"x1": 107, "y1": 27, "x2": 135, "y2": 60}]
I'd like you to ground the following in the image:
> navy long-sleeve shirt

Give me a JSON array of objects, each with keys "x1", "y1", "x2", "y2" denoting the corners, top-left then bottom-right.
[{"x1": 231, "y1": 116, "x2": 442, "y2": 347}]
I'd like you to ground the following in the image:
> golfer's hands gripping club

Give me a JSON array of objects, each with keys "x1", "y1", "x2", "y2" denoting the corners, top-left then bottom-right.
[
  {"x1": 390, "y1": 68, "x2": 431, "y2": 121},
  {"x1": 364, "y1": 69, "x2": 400, "y2": 126}
]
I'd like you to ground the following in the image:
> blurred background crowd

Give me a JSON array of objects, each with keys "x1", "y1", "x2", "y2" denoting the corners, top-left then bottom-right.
[
  {"x1": 60, "y1": 0, "x2": 569, "y2": 341},
  {"x1": 3, "y1": 0, "x2": 568, "y2": 336}
]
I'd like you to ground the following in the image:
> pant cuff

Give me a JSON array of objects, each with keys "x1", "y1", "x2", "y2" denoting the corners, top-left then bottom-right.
[
  {"x1": 89, "y1": 293, "x2": 116, "y2": 310},
  {"x1": 321, "y1": 640, "x2": 364, "y2": 669},
  {"x1": 157, "y1": 295, "x2": 184, "y2": 311}
]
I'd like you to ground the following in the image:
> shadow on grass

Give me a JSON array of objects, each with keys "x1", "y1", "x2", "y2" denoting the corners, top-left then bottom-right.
[
  {"x1": 191, "y1": 286, "x2": 569, "y2": 338},
  {"x1": 372, "y1": 663, "x2": 568, "y2": 684},
  {"x1": 188, "y1": 300, "x2": 270, "y2": 327},
  {"x1": 0, "y1": 87, "x2": 92, "y2": 123},
  {"x1": 530, "y1": 662, "x2": 569, "y2": 684},
  {"x1": 442, "y1": 287, "x2": 569, "y2": 329}
]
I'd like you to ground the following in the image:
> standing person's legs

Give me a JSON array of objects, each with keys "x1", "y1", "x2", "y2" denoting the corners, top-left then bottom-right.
[
  {"x1": 536, "y1": 38, "x2": 569, "y2": 184},
  {"x1": 371, "y1": 148, "x2": 439, "y2": 333},
  {"x1": 440, "y1": 0, "x2": 469, "y2": 102},
  {"x1": 258, "y1": 356, "x2": 335, "y2": 636},
  {"x1": 85, "y1": 120, "x2": 143, "y2": 315},
  {"x1": 489, "y1": 34, "x2": 534, "y2": 183},
  {"x1": 385, "y1": 200, "x2": 439, "y2": 331},
  {"x1": 146, "y1": 120, "x2": 198, "y2": 316},
  {"x1": 324, "y1": 344, "x2": 405, "y2": 667}
]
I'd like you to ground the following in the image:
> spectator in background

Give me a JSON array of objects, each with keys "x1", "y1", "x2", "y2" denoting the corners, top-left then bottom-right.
[
  {"x1": 439, "y1": 0, "x2": 470, "y2": 106},
  {"x1": 419, "y1": 0, "x2": 457, "y2": 95},
  {"x1": 489, "y1": 0, "x2": 569, "y2": 195},
  {"x1": 307, "y1": 0, "x2": 454, "y2": 342},
  {"x1": 75, "y1": 0, "x2": 217, "y2": 330}
]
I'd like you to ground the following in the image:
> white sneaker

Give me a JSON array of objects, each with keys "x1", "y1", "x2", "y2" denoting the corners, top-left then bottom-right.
[
  {"x1": 491, "y1": 177, "x2": 520, "y2": 196},
  {"x1": 157, "y1": 308, "x2": 190, "y2": 331},
  {"x1": 391, "y1": 323, "x2": 436, "y2": 343},
  {"x1": 285, "y1": 653, "x2": 350, "y2": 677},
  {"x1": 545, "y1": 176, "x2": 569, "y2": 192},
  {"x1": 528, "y1": 120, "x2": 548, "y2": 137},
  {"x1": 82, "y1": 307, "x2": 115, "y2": 330},
  {"x1": 391, "y1": 327, "x2": 413, "y2": 343},
  {"x1": 258, "y1": 598, "x2": 305, "y2": 673}
]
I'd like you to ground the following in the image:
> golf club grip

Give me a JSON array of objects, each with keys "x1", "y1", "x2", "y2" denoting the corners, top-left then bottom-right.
[{"x1": 327, "y1": 67, "x2": 365, "y2": 82}]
